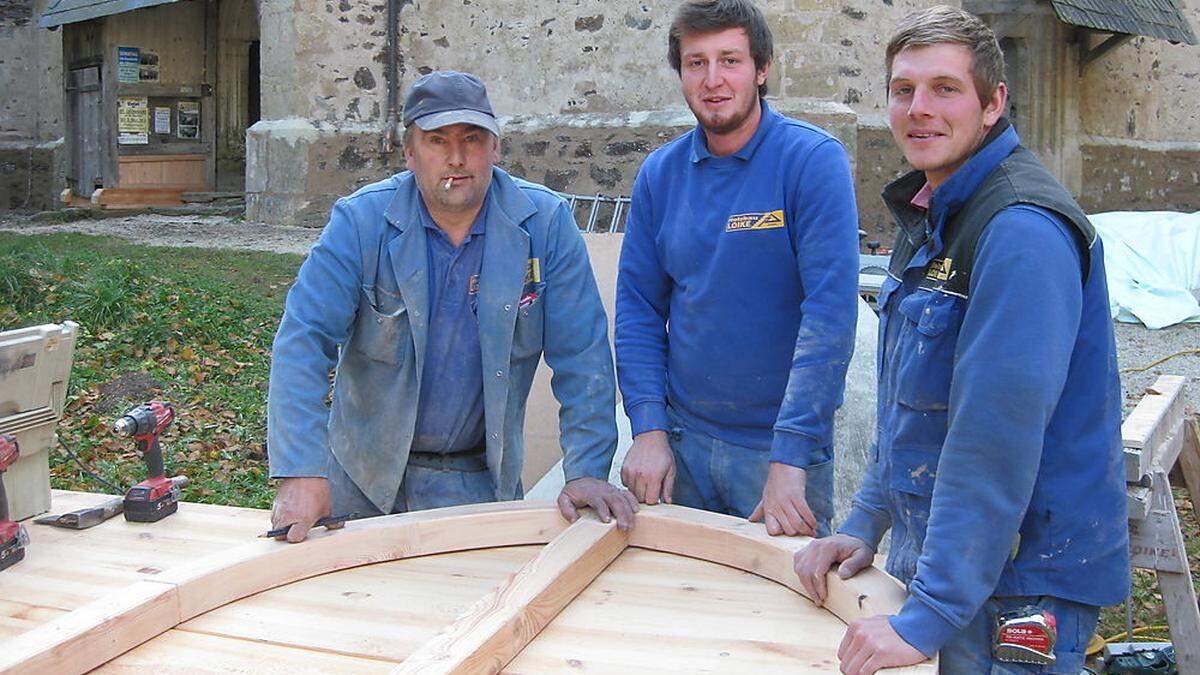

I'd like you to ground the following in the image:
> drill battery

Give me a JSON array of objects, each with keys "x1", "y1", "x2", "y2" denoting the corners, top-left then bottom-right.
[
  {"x1": 993, "y1": 606, "x2": 1057, "y2": 665},
  {"x1": 123, "y1": 476, "x2": 181, "y2": 522},
  {"x1": 0, "y1": 521, "x2": 29, "y2": 571}
]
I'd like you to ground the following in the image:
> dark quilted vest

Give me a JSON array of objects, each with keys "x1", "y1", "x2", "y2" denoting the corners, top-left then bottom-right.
[{"x1": 885, "y1": 144, "x2": 1097, "y2": 296}]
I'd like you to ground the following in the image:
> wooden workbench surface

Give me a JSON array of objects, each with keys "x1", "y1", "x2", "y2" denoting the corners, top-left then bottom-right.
[
  {"x1": 2, "y1": 490, "x2": 267, "y2": 641},
  {"x1": 3, "y1": 492, "x2": 866, "y2": 672}
]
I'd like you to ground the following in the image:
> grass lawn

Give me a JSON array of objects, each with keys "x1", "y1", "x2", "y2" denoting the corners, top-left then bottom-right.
[
  {"x1": 1, "y1": 230, "x2": 1196, "y2": 644},
  {"x1": 1, "y1": 232, "x2": 302, "y2": 509}
]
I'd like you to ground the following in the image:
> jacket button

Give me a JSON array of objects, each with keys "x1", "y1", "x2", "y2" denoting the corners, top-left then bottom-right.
[
  {"x1": 924, "y1": 307, "x2": 931, "y2": 315},
  {"x1": 376, "y1": 317, "x2": 383, "y2": 324},
  {"x1": 491, "y1": 432, "x2": 499, "y2": 440},
  {"x1": 504, "y1": 304, "x2": 512, "y2": 311},
  {"x1": 495, "y1": 370, "x2": 504, "y2": 378}
]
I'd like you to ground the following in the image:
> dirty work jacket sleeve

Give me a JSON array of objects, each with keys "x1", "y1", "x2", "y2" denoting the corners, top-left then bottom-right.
[
  {"x1": 837, "y1": 445, "x2": 892, "y2": 550},
  {"x1": 614, "y1": 169, "x2": 671, "y2": 437},
  {"x1": 888, "y1": 206, "x2": 1084, "y2": 657},
  {"x1": 267, "y1": 199, "x2": 363, "y2": 478},
  {"x1": 771, "y1": 138, "x2": 859, "y2": 468},
  {"x1": 544, "y1": 201, "x2": 619, "y2": 483}
]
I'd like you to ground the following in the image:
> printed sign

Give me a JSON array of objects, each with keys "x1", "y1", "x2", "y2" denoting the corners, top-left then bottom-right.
[
  {"x1": 117, "y1": 96, "x2": 150, "y2": 145},
  {"x1": 118, "y1": 47, "x2": 160, "y2": 83},
  {"x1": 153, "y1": 107, "x2": 171, "y2": 134},
  {"x1": 138, "y1": 50, "x2": 159, "y2": 82},
  {"x1": 118, "y1": 47, "x2": 140, "y2": 84},
  {"x1": 177, "y1": 100, "x2": 199, "y2": 140}
]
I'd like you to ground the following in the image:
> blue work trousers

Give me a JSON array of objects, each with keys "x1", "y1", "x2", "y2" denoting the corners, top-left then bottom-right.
[
  {"x1": 666, "y1": 408, "x2": 834, "y2": 536},
  {"x1": 326, "y1": 454, "x2": 500, "y2": 517},
  {"x1": 937, "y1": 595, "x2": 1099, "y2": 674}
]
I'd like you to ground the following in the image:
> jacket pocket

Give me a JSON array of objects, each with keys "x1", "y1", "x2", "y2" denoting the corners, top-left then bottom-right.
[
  {"x1": 893, "y1": 290, "x2": 961, "y2": 411},
  {"x1": 349, "y1": 284, "x2": 412, "y2": 365},
  {"x1": 889, "y1": 445, "x2": 939, "y2": 497}
]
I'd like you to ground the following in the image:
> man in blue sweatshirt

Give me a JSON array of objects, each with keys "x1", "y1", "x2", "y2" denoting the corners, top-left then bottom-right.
[
  {"x1": 615, "y1": 0, "x2": 860, "y2": 537},
  {"x1": 794, "y1": 7, "x2": 1129, "y2": 674}
]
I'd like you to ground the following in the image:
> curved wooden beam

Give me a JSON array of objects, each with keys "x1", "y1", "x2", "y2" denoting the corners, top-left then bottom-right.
[
  {"x1": 0, "y1": 501, "x2": 567, "y2": 675},
  {"x1": 0, "y1": 502, "x2": 935, "y2": 674}
]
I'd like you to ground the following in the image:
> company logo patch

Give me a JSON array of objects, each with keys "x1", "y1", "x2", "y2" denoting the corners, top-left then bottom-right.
[
  {"x1": 925, "y1": 257, "x2": 954, "y2": 282},
  {"x1": 725, "y1": 210, "x2": 784, "y2": 233}
]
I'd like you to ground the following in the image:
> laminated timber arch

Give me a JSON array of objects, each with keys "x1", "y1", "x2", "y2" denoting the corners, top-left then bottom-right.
[{"x1": 0, "y1": 502, "x2": 936, "y2": 674}]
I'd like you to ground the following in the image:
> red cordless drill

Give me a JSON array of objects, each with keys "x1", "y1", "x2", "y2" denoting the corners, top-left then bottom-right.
[
  {"x1": 0, "y1": 434, "x2": 30, "y2": 571},
  {"x1": 112, "y1": 401, "x2": 181, "y2": 523}
]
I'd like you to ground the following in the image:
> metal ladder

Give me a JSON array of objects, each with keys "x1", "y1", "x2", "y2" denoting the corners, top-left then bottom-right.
[{"x1": 555, "y1": 192, "x2": 631, "y2": 233}]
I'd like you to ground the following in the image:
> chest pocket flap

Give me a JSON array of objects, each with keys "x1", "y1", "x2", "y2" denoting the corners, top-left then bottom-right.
[
  {"x1": 893, "y1": 290, "x2": 961, "y2": 412},
  {"x1": 350, "y1": 284, "x2": 412, "y2": 365}
]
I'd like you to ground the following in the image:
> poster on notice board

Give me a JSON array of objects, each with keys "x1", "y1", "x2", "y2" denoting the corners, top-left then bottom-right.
[
  {"x1": 117, "y1": 96, "x2": 149, "y2": 144},
  {"x1": 177, "y1": 101, "x2": 199, "y2": 140}
]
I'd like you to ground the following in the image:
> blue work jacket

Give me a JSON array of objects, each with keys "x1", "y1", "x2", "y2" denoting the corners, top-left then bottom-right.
[
  {"x1": 839, "y1": 125, "x2": 1129, "y2": 656},
  {"x1": 267, "y1": 168, "x2": 617, "y2": 512}
]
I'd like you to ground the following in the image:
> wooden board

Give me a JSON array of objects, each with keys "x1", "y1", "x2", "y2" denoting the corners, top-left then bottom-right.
[
  {"x1": 0, "y1": 491, "x2": 264, "y2": 642},
  {"x1": 3, "y1": 494, "x2": 937, "y2": 674},
  {"x1": 1122, "y1": 376, "x2": 1185, "y2": 483},
  {"x1": 116, "y1": 154, "x2": 208, "y2": 191}
]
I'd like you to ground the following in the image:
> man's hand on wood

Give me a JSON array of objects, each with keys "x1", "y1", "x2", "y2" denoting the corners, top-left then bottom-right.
[
  {"x1": 793, "y1": 533, "x2": 874, "y2": 606},
  {"x1": 557, "y1": 477, "x2": 639, "y2": 531},
  {"x1": 749, "y1": 461, "x2": 817, "y2": 536},
  {"x1": 270, "y1": 476, "x2": 337, "y2": 543},
  {"x1": 837, "y1": 615, "x2": 927, "y2": 675}
]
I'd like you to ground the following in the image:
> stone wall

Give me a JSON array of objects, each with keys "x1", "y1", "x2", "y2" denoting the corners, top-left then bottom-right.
[
  {"x1": 854, "y1": 117, "x2": 908, "y2": 245},
  {"x1": 1080, "y1": 1, "x2": 1200, "y2": 141},
  {"x1": 1, "y1": 0, "x2": 61, "y2": 143},
  {"x1": 247, "y1": 0, "x2": 921, "y2": 225},
  {"x1": 1079, "y1": 138, "x2": 1200, "y2": 214},
  {"x1": 0, "y1": 140, "x2": 63, "y2": 211},
  {"x1": 1, "y1": 0, "x2": 63, "y2": 210},
  {"x1": 247, "y1": 99, "x2": 857, "y2": 227},
  {"x1": 259, "y1": 0, "x2": 922, "y2": 126}
]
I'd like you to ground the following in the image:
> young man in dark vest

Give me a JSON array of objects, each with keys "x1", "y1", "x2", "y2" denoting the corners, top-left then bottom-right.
[{"x1": 794, "y1": 6, "x2": 1129, "y2": 673}]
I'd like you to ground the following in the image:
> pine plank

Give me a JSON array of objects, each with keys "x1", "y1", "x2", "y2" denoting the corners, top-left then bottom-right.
[
  {"x1": 93, "y1": 628, "x2": 398, "y2": 674},
  {"x1": 396, "y1": 515, "x2": 627, "y2": 674},
  {"x1": 176, "y1": 546, "x2": 542, "y2": 662}
]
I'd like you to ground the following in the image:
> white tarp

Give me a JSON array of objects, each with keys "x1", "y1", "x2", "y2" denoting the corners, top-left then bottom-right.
[{"x1": 1089, "y1": 211, "x2": 1200, "y2": 329}]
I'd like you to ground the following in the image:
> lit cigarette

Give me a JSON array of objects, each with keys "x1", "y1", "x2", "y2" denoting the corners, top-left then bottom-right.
[{"x1": 443, "y1": 177, "x2": 453, "y2": 191}]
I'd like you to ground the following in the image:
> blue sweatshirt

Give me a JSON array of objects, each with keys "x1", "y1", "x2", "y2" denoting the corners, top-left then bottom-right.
[
  {"x1": 615, "y1": 100, "x2": 859, "y2": 467},
  {"x1": 838, "y1": 124, "x2": 1129, "y2": 656}
]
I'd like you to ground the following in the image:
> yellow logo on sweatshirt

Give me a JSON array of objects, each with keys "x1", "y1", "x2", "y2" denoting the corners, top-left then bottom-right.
[{"x1": 725, "y1": 210, "x2": 785, "y2": 232}]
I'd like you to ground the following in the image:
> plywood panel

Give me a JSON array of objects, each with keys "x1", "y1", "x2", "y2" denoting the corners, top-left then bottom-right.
[
  {"x1": 0, "y1": 491, "x2": 264, "y2": 642},
  {"x1": 509, "y1": 547, "x2": 846, "y2": 673},
  {"x1": 93, "y1": 629, "x2": 398, "y2": 674},
  {"x1": 117, "y1": 155, "x2": 207, "y2": 189},
  {"x1": 176, "y1": 547, "x2": 542, "y2": 662},
  {"x1": 5, "y1": 497, "x2": 934, "y2": 674}
]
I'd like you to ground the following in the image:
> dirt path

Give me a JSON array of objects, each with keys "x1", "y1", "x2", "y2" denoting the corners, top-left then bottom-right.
[{"x1": 0, "y1": 212, "x2": 320, "y2": 255}]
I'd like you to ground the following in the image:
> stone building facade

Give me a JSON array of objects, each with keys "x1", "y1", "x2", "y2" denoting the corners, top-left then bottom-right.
[
  {"x1": 1, "y1": 0, "x2": 62, "y2": 211},
  {"x1": 2, "y1": 0, "x2": 1198, "y2": 239}
]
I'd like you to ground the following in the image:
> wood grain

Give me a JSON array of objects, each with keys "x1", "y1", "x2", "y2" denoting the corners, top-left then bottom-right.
[
  {"x1": 5, "y1": 500, "x2": 934, "y2": 674},
  {"x1": 397, "y1": 515, "x2": 626, "y2": 674}
]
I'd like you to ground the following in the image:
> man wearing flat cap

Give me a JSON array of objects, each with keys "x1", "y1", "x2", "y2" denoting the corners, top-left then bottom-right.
[{"x1": 267, "y1": 71, "x2": 635, "y2": 542}]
